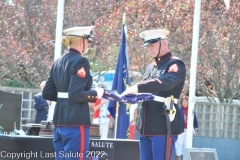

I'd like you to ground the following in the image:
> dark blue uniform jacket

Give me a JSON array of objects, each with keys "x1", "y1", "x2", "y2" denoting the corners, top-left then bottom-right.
[
  {"x1": 137, "y1": 52, "x2": 186, "y2": 135},
  {"x1": 42, "y1": 49, "x2": 98, "y2": 126},
  {"x1": 34, "y1": 93, "x2": 48, "y2": 123}
]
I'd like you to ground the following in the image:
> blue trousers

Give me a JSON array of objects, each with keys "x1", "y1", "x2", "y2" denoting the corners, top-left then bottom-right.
[
  {"x1": 140, "y1": 135, "x2": 178, "y2": 160},
  {"x1": 53, "y1": 126, "x2": 90, "y2": 160}
]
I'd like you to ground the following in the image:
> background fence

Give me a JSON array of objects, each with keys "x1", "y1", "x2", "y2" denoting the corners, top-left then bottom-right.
[{"x1": 194, "y1": 98, "x2": 240, "y2": 139}]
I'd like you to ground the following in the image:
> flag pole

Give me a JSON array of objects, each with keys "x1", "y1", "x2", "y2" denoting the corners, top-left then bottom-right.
[
  {"x1": 49, "y1": 0, "x2": 65, "y2": 121},
  {"x1": 114, "y1": 102, "x2": 120, "y2": 139},
  {"x1": 186, "y1": 0, "x2": 202, "y2": 148},
  {"x1": 122, "y1": 12, "x2": 126, "y2": 25},
  {"x1": 123, "y1": 13, "x2": 129, "y2": 67},
  {"x1": 113, "y1": 13, "x2": 127, "y2": 139},
  {"x1": 54, "y1": 0, "x2": 65, "y2": 61}
]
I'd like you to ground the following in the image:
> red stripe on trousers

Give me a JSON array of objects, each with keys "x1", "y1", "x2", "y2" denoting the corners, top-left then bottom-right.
[
  {"x1": 167, "y1": 136, "x2": 172, "y2": 160},
  {"x1": 80, "y1": 126, "x2": 85, "y2": 160}
]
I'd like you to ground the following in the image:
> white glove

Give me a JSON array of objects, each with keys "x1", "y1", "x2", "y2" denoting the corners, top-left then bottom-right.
[
  {"x1": 121, "y1": 85, "x2": 138, "y2": 96},
  {"x1": 95, "y1": 87, "x2": 104, "y2": 98}
]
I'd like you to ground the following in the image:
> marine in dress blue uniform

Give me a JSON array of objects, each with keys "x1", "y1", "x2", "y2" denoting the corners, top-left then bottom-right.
[
  {"x1": 34, "y1": 93, "x2": 48, "y2": 123},
  {"x1": 34, "y1": 81, "x2": 49, "y2": 123},
  {"x1": 42, "y1": 26, "x2": 104, "y2": 160},
  {"x1": 122, "y1": 29, "x2": 186, "y2": 160}
]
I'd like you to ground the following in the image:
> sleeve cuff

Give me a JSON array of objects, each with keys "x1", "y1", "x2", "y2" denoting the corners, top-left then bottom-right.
[{"x1": 87, "y1": 90, "x2": 98, "y2": 102}]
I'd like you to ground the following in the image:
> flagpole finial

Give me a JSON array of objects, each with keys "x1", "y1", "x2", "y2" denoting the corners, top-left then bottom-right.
[{"x1": 123, "y1": 12, "x2": 126, "y2": 24}]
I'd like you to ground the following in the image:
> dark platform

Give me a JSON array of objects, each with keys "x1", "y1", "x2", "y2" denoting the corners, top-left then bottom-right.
[{"x1": 0, "y1": 135, "x2": 140, "y2": 160}]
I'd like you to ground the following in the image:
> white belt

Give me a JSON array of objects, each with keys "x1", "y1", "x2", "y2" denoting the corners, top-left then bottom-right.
[
  {"x1": 153, "y1": 95, "x2": 178, "y2": 104},
  {"x1": 58, "y1": 92, "x2": 68, "y2": 98},
  {"x1": 57, "y1": 92, "x2": 178, "y2": 103}
]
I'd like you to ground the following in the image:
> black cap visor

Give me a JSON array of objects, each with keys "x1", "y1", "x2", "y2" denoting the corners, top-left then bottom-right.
[
  {"x1": 82, "y1": 34, "x2": 93, "y2": 43},
  {"x1": 144, "y1": 38, "x2": 161, "y2": 47},
  {"x1": 67, "y1": 34, "x2": 93, "y2": 43},
  {"x1": 87, "y1": 37, "x2": 93, "y2": 43}
]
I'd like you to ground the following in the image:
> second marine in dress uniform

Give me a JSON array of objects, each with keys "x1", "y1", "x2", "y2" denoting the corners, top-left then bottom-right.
[
  {"x1": 42, "y1": 26, "x2": 104, "y2": 160},
  {"x1": 122, "y1": 29, "x2": 186, "y2": 160}
]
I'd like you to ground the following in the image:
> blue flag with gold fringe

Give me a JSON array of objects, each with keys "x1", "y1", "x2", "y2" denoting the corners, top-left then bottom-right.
[{"x1": 108, "y1": 22, "x2": 130, "y2": 139}]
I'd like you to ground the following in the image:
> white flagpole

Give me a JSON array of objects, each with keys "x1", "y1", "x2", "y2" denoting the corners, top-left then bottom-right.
[
  {"x1": 54, "y1": 0, "x2": 65, "y2": 61},
  {"x1": 186, "y1": 0, "x2": 202, "y2": 148},
  {"x1": 48, "y1": 0, "x2": 65, "y2": 121},
  {"x1": 186, "y1": 0, "x2": 231, "y2": 148},
  {"x1": 223, "y1": 0, "x2": 230, "y2": 9}
]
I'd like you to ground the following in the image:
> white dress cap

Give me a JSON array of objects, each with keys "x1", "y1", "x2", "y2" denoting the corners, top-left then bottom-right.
[
  {"x1": 63, "y1": 26, "x2": 95, "y2": 37},
  {"x1": 139, "y1": 29, "x2": 169, "y2": 41}
]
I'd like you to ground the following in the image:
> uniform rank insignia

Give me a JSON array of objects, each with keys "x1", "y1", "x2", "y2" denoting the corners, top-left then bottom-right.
[
  {"x1": 168, "y1": 64, "x2": 179, "y2": 73},
  {"x1": 77, "y1": 67, "x2": 86, "y2": 78}
]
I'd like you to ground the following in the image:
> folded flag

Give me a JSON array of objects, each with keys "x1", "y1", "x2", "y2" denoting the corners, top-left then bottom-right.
[
  {"x1": 103, "y1": 89, "x2": 177, "y2": 122},
  {"x1": 102, "y1": 89, "x2": 155, "y2": 104}
]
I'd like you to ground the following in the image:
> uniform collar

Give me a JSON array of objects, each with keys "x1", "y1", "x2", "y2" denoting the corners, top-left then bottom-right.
[
  {"x1": 68, "y1": 48, "x2": 81, "y2": 55},
  {"x1": 154, "y1": 52, "x2": 172, "y2": 63}
]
